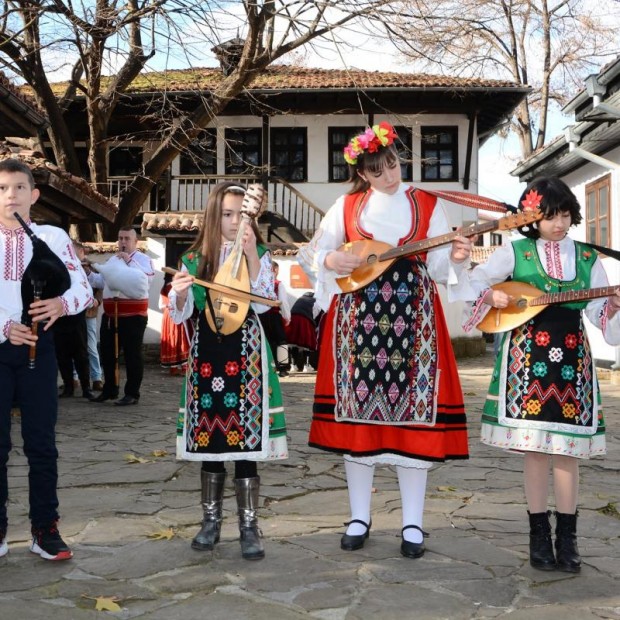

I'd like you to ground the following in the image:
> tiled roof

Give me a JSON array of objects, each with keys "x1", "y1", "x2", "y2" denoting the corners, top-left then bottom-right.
[
  {"x1": 142, "y1": 211, "x2": 202, "y2": 232},
  {"x1": 0, "y1": 147, "x2": 118, "y2": 216},
  {"x1": 471, "y1": 245, "x2": 500, "y2": 265},
  {"x1": 0, "y1": 71, "x2": 46, "y2": 117},
  {"x1": 83, "y1": 241, "x2": 148, "y2": 254},
  {"x1": 42, "y1": 65, "x2": 522, "y2": 97}
]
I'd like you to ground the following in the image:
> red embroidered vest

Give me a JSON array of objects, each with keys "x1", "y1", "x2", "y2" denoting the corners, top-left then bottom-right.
[{"x1": 342, "y1": 187, "x2": 436, "y2": 258}]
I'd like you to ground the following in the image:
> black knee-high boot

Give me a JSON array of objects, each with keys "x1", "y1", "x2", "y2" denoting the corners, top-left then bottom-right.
[
  {"x1": 234, "y1": 476, "x2": 265, "y2": 560},
  {"x1": 555, "y1": 511, "x2": 581, "y2": 573},
  {"x1": 528, "y1": 510, "x2": 556, "y2": 570}
]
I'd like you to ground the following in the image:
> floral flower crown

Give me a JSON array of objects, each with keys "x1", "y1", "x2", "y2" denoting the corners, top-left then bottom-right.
[{"x1": 343, "y1": 122, "x2": 398, "y2": 165}]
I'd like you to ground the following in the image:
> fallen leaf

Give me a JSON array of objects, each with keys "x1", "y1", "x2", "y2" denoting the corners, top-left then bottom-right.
[
  {"x1": 437, "y1": 485, "x2": 457, "y2": 492},
  {"x1": 124, "y1": 453, "x2": 151, "y2": 464},
  {"x1": 147, "y1": 527, "x2": 175, "y2": 540},
  {"x1": 151, "y1": 449, "x2": 168, "y2": 457},
  {"x1": 82, "y1": 595, "x2": 122, "y2": 612}
]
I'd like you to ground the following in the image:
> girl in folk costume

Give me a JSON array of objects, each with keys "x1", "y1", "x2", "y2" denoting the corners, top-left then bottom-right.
[
  {"x1": 259, "y1": 260, "x2": 291, "y2": 377},
  {"x1": 456, "y1": 178, "x2": 620, "y2": 572},
  {"x1": 298, "y1": 123, "x2": 473, "y2": 558},
  {"x1": 169, "y1": 182, "x2": 287, "y2": 561},
  {"x1": 158, "y1": 273, "x2": 190, "y2": 375}
]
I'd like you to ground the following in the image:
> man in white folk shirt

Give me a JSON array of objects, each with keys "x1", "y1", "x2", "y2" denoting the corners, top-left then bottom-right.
[{"x1": 86, "y1": 227, "x2": 154, "y2": 406}]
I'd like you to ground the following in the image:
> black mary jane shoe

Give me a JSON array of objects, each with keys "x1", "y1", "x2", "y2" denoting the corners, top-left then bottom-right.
[
  {"x1": 400, "y1": 525, "x2": 428, "y2": 559},
  {"x1": 340, "y1": 519, "x2": 371, "y2": 551}
]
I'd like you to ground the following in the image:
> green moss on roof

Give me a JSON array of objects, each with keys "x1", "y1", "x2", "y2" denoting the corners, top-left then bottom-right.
[{"x1": 23, "y1": 65, "x2": 522, "y2": 98}]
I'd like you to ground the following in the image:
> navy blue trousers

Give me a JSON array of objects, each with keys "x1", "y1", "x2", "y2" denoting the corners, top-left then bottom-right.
[{"x1": 0, "y1": 327, "x2": 59, "y2": 530}]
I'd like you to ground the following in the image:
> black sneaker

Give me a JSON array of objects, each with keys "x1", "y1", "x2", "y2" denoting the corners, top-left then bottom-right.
[
  {"x1": 30, "y1": 522, "x2": 73, "y2": 561},
  {"x1": 0, "y1": 529, "x2": 7, "y2": 558}
]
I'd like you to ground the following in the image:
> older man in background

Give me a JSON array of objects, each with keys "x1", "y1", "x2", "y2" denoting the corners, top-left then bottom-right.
[{"x1": 86, "y1": 227, "x2": 154, "y2": 406}]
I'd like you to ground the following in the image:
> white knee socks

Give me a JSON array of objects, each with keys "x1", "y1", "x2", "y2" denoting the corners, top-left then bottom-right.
[
  {"x1": 343, "y1": 459, "x2": 428, "y2": 541},
  {"x1": 344, "y1": 458, "x2": 375, "y2": 536},
  {"x1": 397, "y1": 466, "x2": 428, "y2": 543}
]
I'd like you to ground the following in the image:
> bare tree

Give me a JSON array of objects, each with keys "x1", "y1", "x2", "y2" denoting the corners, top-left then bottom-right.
[
  {"x1": 384, "y1": 0, "x2": 620, "y2": 158},
  {"x1": 0, "y1": 0, "x2": 398, "y2": 238}
]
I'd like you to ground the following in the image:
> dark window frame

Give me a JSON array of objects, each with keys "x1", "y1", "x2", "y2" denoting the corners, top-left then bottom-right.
[
  {"x1": 328, "y1": 126, "x2": 359, "y2": 183},
  {"x1": 108, "y1": 145, "x2": 143, "y2": 177},
  {"x1": 270, "y1": 127, "x2": 308, "y2": 182},
  {"x1": 420, "y1": 126, "x2": 459, "y2": 182},
  {"x1": 224, "y1": 127, "x2": 262, "y2": 175},
  {"x1": 180, "y1": 129, "x2": 217, "y2": 175}
]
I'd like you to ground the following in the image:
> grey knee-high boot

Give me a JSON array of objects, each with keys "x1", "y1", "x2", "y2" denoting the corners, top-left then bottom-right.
[
  {"x1": 191, "y1": 470, "x2": 226, "y2": 551},
  {"x1": 234, "y1": 476, "x2": 265, "y2": 560}
]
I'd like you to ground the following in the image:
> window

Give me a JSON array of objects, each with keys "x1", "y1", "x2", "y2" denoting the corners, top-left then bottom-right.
[
  {"x1": 180, "y1": 129, "x2": 217, "y2": 175},
  {"x1": 393, "y1": 125, "x2": 412, "y2": 182},
  {"x1": 328, "y1": 127, "x2": 359, "y2": 182},
  {"x1": 270, "y1": 128, "x2": 307, "y2": 182},
  {"x1": 224, "y1": 128, "x2": 262, "y2": 175},
  {"x1": 585, "y1": 175, "x2": 610, "y2": 246},
  {"x1": 421, "y1": 126, "x2": 458, "y2": 182},
  {"x1": 109, "y1": 146, "x2": 142, "y2": 176}
]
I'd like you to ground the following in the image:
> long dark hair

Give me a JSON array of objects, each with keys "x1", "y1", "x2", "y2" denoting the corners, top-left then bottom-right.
[
  {"x1": 518, "y1": 177, "x2": 582, "y2": 239},
  {"x1": 185, "y1": 182, "x2": 265, "y2": 281},
  {"x1": 346, "y1": 144, "x2": 400, "y2": 194}
]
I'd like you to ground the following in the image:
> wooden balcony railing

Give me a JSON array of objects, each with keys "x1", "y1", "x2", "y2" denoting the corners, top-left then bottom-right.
[
  {"x1": 108, "y1": 174, "x2": 323, "y2": 241},
  {"x1": 267, "y1": 177, "x2": 323, "y2": 240}
]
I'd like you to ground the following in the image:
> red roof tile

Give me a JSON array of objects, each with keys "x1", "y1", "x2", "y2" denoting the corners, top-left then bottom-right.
[{"x1": 42, "y1": 65, "x2": 522, "y2": 97}]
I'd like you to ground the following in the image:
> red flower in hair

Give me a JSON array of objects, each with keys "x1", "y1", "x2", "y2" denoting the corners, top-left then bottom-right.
[{"x1": 521, "y1": 189, "x2": 543, "y2": 211}]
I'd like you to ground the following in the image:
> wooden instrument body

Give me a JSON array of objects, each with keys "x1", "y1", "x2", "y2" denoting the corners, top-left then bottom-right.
[
  {"x1": 477, "y1": 281, "x2": 546, "y2": 333},
  {"x1": 477, "y1": 280, "x2": 617, "y2": 333},
  {"x1": 335, "y1": 239, "x2": 394, "y2": 293},
  {"x1": 206, "y1": 243, "x2": 251, "y2": 335}
]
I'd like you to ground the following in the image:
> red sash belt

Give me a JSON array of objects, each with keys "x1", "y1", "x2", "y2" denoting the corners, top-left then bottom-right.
[{"x1": 103, "y1": 298, "x2": 149, "y2": 317}]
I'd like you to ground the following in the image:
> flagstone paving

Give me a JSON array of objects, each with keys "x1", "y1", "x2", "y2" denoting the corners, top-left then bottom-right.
[{"x1": 1, "y1": 350, "x2": 619, "y2": 619}]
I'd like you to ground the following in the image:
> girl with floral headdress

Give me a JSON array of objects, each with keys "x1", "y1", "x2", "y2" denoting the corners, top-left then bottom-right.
[
  {"x1": 456, "y1": 177, "x2": 620, "y2": 573},
  {"x1": 298, "y1": 122, "x2": 474, "y2": 558}
]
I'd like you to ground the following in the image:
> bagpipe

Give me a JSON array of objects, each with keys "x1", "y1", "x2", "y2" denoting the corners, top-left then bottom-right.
[{"x1": 14, "y1": 212, "x2": 70, "y2": 367}]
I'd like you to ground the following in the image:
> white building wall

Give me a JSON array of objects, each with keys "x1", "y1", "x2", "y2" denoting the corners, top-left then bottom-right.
[
  {"x1": 203, "y1": 113, "x2": 477, "y2": 215},
  {"x1": 561, "y1": 157, "x2": 620, "y2": 366}
]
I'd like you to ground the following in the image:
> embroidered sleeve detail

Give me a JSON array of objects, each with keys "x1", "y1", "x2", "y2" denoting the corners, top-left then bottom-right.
[
  {"x1": 600, "y1": 299, "x2": 609, "y2": 333},
  {"x1": 59, "y1": 296, "x2": 70, "y2": 316},
  {"x1": 463, "y1": 289, "x2": 493, "y2": 333},
  {"x1": 250, "y1": 253, "x2": 276, "y2": 300},
  {"x1": 1, "y1": 319, "x2": 14, "y2": 342}
]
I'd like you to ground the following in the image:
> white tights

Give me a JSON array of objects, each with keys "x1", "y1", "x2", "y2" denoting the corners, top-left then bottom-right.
[
  {"x1": 523, "y1": 452, "x2": 579, "y2": 514},
  {"x1": 344, "y1": 459, "x2": 428, "y2": 543}
]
